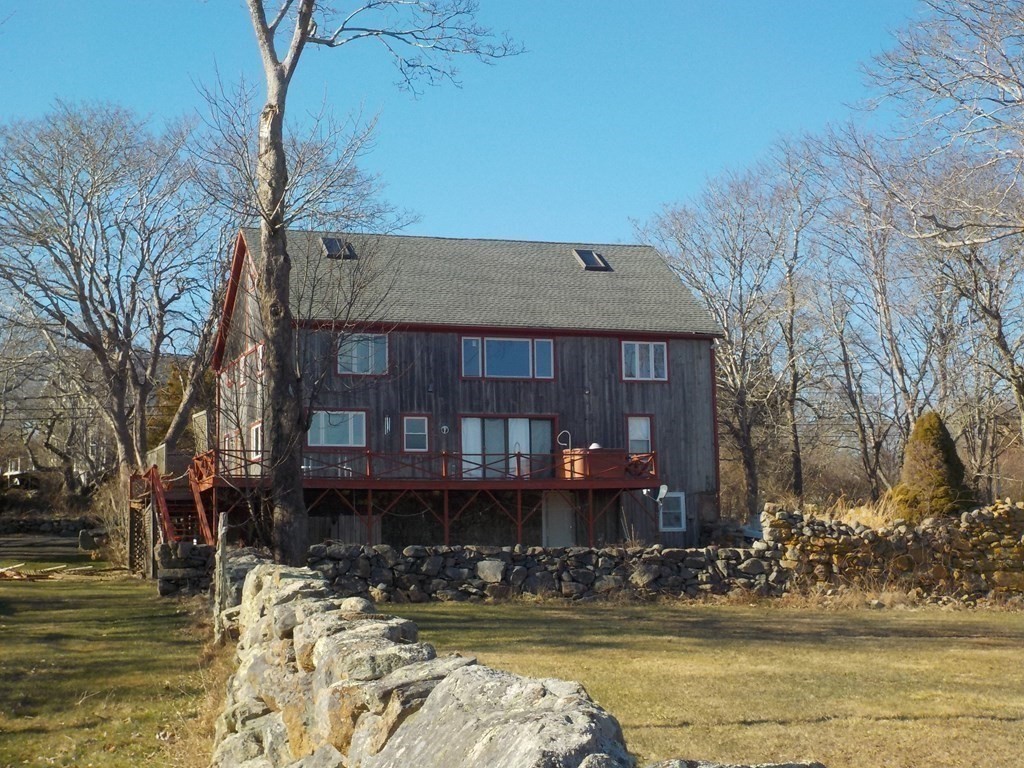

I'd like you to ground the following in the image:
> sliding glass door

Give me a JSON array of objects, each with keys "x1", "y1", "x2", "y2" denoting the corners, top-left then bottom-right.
[{"x1": 461, "y1": 417, "x2": 553, "y2": 478}]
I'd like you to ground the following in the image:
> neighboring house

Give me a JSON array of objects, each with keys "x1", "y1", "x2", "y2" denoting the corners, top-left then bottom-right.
[
  {"x1": 186, "y1": 229, "x2": 722, "y2": 549},
  {"x1": 0, "y1": 350, "x2": 116, "y2": 494}
]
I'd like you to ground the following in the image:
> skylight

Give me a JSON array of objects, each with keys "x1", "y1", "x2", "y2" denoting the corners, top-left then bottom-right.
[
  {"x1": 573, "y1": 248, "x2": 611, "y2": 271},
  {"x1": 322, "y1": 237, "x2": 357, "y2": 260}
]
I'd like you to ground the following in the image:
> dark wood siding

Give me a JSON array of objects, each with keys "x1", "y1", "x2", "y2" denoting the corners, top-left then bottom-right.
[{"x1": 294, "y1": 329, "x2": 717, "y2": 540}]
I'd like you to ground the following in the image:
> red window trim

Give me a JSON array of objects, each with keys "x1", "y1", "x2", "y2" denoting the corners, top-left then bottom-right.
[
  {"x1": 460, "y1": 335, "x2": 556, "y2": 381},
  {"x1": 621, "y1": 340, "x2": 669, "y2": 383},
  {"x1": 336, "y1": 333, "x2": 390, "y2": 378},
  {"x1": 306, "y1": 408, "x2": 370, "y2": 450},
  {"x1": 402, "y1": 414, "x2": 430, "y2": 453},
  {"x1": 625, "y1": 413, "x2": 655, "y2": 454}
]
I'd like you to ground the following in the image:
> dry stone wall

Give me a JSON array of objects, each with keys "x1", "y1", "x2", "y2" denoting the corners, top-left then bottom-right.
[
  {"x1": 306, "y1": 541, "x2": 786, "y2": 603},
  {"x1": 156, "y1": 541, "x2": 216, "y2": 596},
  {"x1": 210, "y1": 560, "x2": 825, "y2": 768},
  {"x1": 763, "y1": 499, "x2": 1024, "y2": 598},
  {"x1": 297, "y1": 500, "x2": 1024, "y2": 604},
  {"x1": 191, "y1": 500, "x2": 1024, "y2": 605}
]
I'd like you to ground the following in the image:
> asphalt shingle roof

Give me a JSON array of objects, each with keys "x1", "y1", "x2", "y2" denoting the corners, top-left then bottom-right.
[{"x1": 240, "y1": 229, "x2": 722, "y2": 337}]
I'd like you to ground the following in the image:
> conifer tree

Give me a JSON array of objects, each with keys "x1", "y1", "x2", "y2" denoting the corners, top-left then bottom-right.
[{"x1": 888, "y1": 411, "x2": 971, "y2": 520}]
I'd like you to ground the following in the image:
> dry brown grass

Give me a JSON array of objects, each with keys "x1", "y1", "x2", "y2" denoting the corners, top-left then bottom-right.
[
  {"x1": 397, "y1": 600, "x2": 1024, "y2": 768},
  {"x1": 154, "y1": 634, "x2": 235, "y2": 768}
]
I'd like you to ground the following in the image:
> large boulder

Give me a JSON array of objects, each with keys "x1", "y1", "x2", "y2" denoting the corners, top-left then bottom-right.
[{"x1": 361, "y1": 665, "x2": 632, "y2": 768}]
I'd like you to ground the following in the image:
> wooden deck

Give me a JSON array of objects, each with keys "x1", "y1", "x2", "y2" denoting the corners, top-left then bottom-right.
[{"x1": 193, "y1": 447, "x2": 659, "y2": 492}]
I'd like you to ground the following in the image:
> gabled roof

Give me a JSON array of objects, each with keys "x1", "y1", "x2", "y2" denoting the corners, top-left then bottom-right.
[{"x1": 236, "y1": 229, "x2": 722, "y2": 339}]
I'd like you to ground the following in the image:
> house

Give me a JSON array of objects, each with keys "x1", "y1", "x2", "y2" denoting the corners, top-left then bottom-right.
[{"x1": 163, "y1": 229, "x2": 722, "y2": 552}]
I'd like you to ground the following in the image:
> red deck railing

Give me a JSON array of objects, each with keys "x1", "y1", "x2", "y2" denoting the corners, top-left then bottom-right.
[
  {"x1": 133, "y1": 465, "x2": 215, "y2": 546},
  {"x1": 194, "y1": 447, "x2": 656, "y2": 486}
]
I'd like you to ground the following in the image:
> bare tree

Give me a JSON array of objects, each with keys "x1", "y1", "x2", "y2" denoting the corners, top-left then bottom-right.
[
  {"x1": 0, "y1": 103, "x2": 222, "y2": 476},
  {"x1": 813, "y1": 257, "x2": 902, "y2": 500},
  {"x1": 646, "y1": 171, "x2": 790, "y2": 517},
  {"x1": 242, "y1": 0, "x2": 519, "y2": 564},
  {"x1": 869, "y1": 0, "x2": 1024, "y2": 243},
  {"x1": 940, "y1": 313, "x2": 1022, "y2": 500},
  {"x1": 862, "y1": 3, "x2": 1024, "y2": 444},
  {"x1": 765, "y1": 140, "x2": 827, "y2": 501}
]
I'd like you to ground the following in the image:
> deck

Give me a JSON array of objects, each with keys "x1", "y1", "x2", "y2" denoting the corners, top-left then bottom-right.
[{"x1": 192, "y1": 447, "x2": 659, "y2": 492}]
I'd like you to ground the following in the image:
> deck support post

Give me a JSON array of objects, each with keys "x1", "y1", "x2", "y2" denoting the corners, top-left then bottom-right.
[
  {"x1": 443, "y1": 489, "x2": 450, "y2": 546},
  {"x1": 516, "y1": 488, "x2": 523, "y2": 544},
  {"x1": 366, "y1": 489, "x2": 375, "y2": 545},
  {"x1": 587, "y1": 488, "x2": 595, "y2": 548}
]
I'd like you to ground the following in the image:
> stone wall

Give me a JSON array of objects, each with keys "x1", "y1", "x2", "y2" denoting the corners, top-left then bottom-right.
[
  {"x1": 306, "y1": 541, "x2": 786, "y2": 604},
  {"x1": 0, "y1": 516, "x2": 92, "y2": 535},
  {"x1": 763, "y1": 499, "x2": 1024, "y2": 597},
  {"x1": 189, "y1": 500, "x2": 1024, "y2": 605},
  {"x1": 155, "y1": 541, "x2": 216, "y2": 596},
  {"x1": 210, "y1": 561, "x2": 824, "y2": 768},
  {"x1": 298, "y1": 500, "x2": 1024, "y2": 604}
]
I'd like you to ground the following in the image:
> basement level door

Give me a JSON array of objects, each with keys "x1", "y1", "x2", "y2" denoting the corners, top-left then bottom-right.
[{"x1": 543, "y1": 491, "x2": 576, "y2": 547}]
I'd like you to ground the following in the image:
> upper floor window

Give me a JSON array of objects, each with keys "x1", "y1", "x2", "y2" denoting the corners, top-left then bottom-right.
[
  {"x1": 338, "y1": 334, "x2": 387, "y2": 375},
  {"x1": 622, "y1": 341, "x2": 667, "y2": 381},
  {"x1": 462, "y1": 336, "x2": 554, "y2": 380},
  {"x1": 308, "y1": 410, "x2": 366, "y2": 447},
  {"x1": 249, "y1": 422, "x2": 263, "y2": 461}
]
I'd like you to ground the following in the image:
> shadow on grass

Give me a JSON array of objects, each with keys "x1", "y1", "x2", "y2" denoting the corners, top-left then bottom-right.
[{"x1": 399, "y1": 602, "x2": 1024, "y2": 654}]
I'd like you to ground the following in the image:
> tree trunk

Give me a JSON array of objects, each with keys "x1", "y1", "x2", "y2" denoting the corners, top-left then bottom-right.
[
  {"x1": 739, "y1": 432, "x2": 759, "y2": 519},
  {"x1": 257, "y1": 81, "x2": 308, "y2": 565},
  {"x1": 728, "y1": 391, "x2": 760, "y2": 518},
  {"x1": 787, "y1": 387, "x2": 803, "y2": 500}
]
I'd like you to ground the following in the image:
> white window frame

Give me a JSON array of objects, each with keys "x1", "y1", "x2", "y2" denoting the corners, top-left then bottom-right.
[
  {"x1": 622, "y1": 340, "x2": 668, "y2": 381},
  {"x1": 308, "y1": 410, "x2": 367, "y2": 448},
  {"x1": 627, "y1": 416, "x2": 652, "y2": 454},
  {"x1": 255, "y1": 344, "x2": 265, "y2": 405},
  {"x1": 533, "y1": 339, "x2": 554, "y2": 379},
  {"x1": 462, "y1": 337, "x2": 482, "y2": 377},
  {"x1": 338, "y1": 333, "x2": 388, "y2": 376},
  {"x1": 659, "y1": 492, "x2": 686, "y2": 532},
  {"x1": 403, "y1": 416, "x2": 429, "y2": 452},
  {"x1": 249, "y1": 422, "x2": 263, "y2": 462}
]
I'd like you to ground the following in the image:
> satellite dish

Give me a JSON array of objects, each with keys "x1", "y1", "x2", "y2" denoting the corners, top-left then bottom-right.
[{"x1": 644, "y1": 485, "x2": 670, "y2": 503}]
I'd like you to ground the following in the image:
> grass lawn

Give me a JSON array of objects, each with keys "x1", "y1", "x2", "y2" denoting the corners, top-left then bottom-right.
[
  {"x1": 0, "y1": 537, "x2": 220, "y2": 768},
  {"x1": 397, "y1": 600, "x2": 1024, "y2": 768}
]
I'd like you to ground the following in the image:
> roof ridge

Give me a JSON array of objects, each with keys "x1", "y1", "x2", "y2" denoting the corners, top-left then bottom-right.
[{"x1": 244, "y1": 227, "x2": 649, "y2": 250}]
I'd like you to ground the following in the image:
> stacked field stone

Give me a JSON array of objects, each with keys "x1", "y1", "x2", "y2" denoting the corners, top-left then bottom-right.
[
  {"x1": 762, "y1": 500, "x2": 1024, "y2": 596},
  {"x1": 305, "y1": 541, "x2": 787, "y2": 604},
  {"x1": 155, "y1": 540, "x2": 216, "y2": 596}
]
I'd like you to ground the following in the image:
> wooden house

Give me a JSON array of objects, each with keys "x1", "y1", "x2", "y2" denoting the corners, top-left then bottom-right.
[{"x1": 157, "y1": 230, "x2": 722, "y2": 552}]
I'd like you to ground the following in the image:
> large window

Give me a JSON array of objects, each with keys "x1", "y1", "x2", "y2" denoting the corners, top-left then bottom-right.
[
  {"x1": 308, "y1": 410, "x2": 366, "y2": 447},
  {"x1": 622, "y1": 341, "x2": 667, "y2": 381},
  {"x1": 462, "y1": 337, "x2": 554, "y2": 379},
  {"x1": 338, "y1": 334, "x2": 388, "y2": 375},
  {"x1": 460, "y1": 417, "x2": 553, "y2": 478},
  {"x1": 627, "y1": 416, "x2": 652, "y2": 454},
  {"x1": 660, "y1": 492, "x2": 686, "y2": 532},
  {"x1": 403, "y1": 416, "x2": 429, "y2": 452}
]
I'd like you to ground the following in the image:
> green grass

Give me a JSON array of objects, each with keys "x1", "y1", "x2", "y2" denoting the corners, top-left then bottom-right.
[
  {"x1": 0, "y1": 545, "x2": 214, "y2": 768},
  {"x1": 397, "y1": 600, "x2": 1024, "y2": 768}
]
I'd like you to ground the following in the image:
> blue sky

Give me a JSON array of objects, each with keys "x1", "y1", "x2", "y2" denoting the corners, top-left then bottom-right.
[{"x1": 0, "y1": 1, "x2": 920, "y2": 243}]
